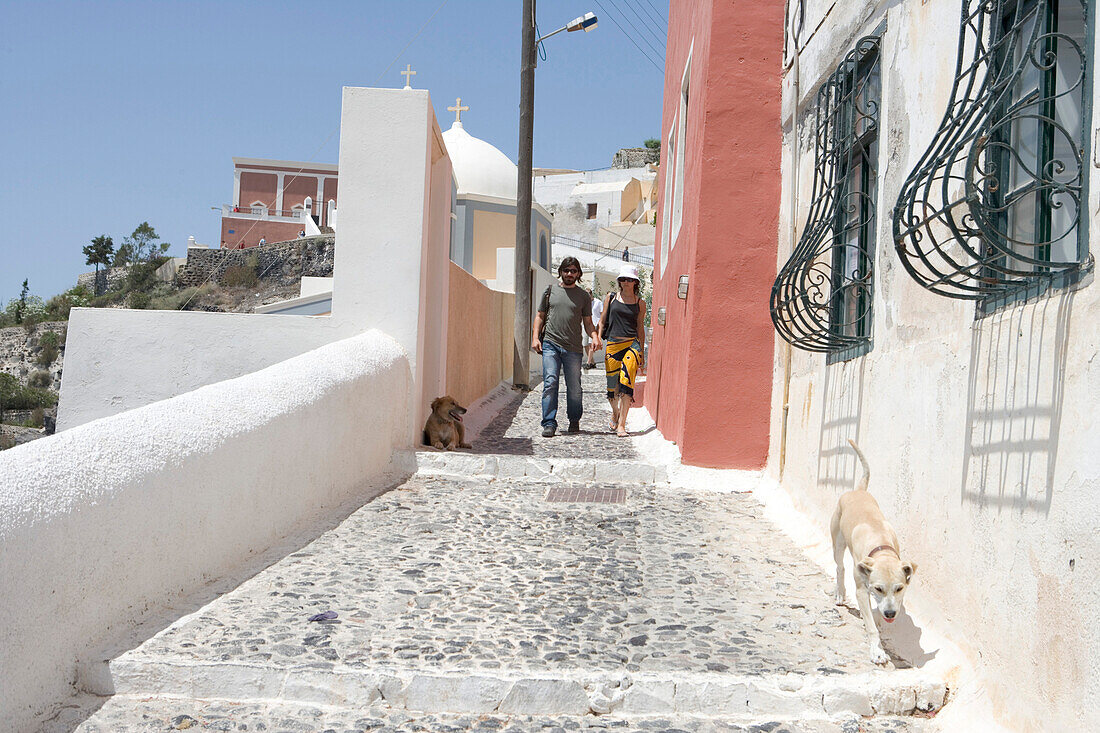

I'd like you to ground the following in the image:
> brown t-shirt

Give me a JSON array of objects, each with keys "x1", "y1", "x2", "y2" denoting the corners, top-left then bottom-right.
[{"x1": 539, "y1": 283, "x2": 593, "y2": 353}]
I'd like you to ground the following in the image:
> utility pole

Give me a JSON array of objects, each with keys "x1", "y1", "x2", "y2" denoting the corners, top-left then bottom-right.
[{"x1": 513, "y1": 0, "x2": 536, "y2": 389}]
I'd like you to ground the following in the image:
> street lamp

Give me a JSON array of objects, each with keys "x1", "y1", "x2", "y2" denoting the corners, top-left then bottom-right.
[
  {"x1": 513, "y1": 4, "x2": 598, "y2": 390},
  {"x1": 536, "y1": 12, "x2": 598, "y2": 45}
]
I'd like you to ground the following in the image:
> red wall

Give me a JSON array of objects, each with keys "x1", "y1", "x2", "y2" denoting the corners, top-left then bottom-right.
[
  {"x1": 239, "y1": 172, "x2": 278, "y2": 209},
  {"x1": 645, "y1": 0, "x2": 783, "y2": 468},
  {"x1": 220, "y1": 218, "x2": 304, "y2": 249}
]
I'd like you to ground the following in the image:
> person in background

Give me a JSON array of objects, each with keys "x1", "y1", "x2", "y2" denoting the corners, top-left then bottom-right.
[
  {"x1": 622, "y1": 246, "x2": 630, "y2": 262},
  {"x1": 596, "y1": 263, "x2": 646, "y2": 437},
  {"x1": 585, "y1": 289, "x2": 604, "y2": 369},
  {"x1": 531, "y1": 257, "x2": 601, "y2": 437},
  {"x1": 258, "y1": 236, "x2": 267, "y2": 246}
]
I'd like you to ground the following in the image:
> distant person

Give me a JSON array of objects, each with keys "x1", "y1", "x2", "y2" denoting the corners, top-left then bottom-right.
[
  {"x1": 532, "y1": 257, "x2": 600, "y2": 437},
  {"x1": 596, "y1": 263, "x2": 646, "y2": 437},
  {"x1": 585, "y1": 290, "x2": 604, "y2": 369},
  {"x1": 258, "y1": 236, "x2": 267, "y2": 246},
  {"x1": 298, "y1": 229, "x2": 306, "y2": 238},
  {"x1": 622, "y1": 246, "x2": 630, "y2": 262}
]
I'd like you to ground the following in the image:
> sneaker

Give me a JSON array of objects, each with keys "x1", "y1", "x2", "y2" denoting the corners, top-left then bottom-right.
[
  {"x1": 542, "y1": 425, "x2": 556, "y2": 438},
  {"x1": 567, "y1": 420, "x2": 580, "y2": 434}
]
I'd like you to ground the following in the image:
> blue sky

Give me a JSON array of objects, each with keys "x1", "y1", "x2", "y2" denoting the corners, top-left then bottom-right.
[{"x1": 0, "y1": 0, "x2": 667, "y2": 305}]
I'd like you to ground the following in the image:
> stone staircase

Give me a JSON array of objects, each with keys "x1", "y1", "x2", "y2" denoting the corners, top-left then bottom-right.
[{"x1": 65, "y1": 375, "x2": 948, "y2": 731}]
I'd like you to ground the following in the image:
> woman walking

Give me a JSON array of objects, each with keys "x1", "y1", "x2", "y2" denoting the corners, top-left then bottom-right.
[{"x1": 597, "y1": 264, "x2": 646, "y2": 437}]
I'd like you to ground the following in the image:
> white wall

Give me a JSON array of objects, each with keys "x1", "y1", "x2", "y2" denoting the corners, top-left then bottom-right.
[
  {"x1": 332, "y1": 87, "x2": 451, "y2": 443},
  {"x1": 770, "y1": 1, "x2": 1100, "y2": 729},
  {"x1": 0, "y1": 331, "x2": 410, "y2": 733},
  {"x1": 58, "y1": 308, "x2": 354, "y2": 429}
]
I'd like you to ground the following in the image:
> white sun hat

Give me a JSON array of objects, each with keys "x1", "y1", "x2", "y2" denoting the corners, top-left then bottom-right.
[{"x1": 617, "y1": 263, "x2": 640, "y2": 281}]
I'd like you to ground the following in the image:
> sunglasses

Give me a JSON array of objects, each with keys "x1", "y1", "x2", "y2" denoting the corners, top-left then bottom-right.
[
  {"x1": 561, "y1": 268, "x2": 580, "y2": 274},
  {"x1": 617, "y1": 277, "x2": 638, "y2": 283}
]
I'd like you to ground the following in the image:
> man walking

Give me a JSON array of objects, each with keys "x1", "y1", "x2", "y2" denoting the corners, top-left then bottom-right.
[{"x1": 532, "y1": 257, "x2": 601, "y2": 437}]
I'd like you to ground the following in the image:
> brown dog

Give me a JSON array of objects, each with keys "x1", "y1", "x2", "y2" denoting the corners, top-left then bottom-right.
[{"x1": 422, "y1": 396, "x2": 471, "y2": 450}]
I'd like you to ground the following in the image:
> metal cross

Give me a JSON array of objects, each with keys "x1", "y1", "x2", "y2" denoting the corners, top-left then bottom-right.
[
  {"x1": 447, "y1": 97, "x2": 469, "y2": 123},
  {"x1": 401, "y1": 64, "x2": 416, "y2": 89}
]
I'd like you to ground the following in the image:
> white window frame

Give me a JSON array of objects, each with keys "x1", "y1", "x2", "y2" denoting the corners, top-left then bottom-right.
[
  {"x1": 671, "y1": 44, "x2": 692, "y2": 248},
  {"x1": 660, "y1": 117, "x2": 676, "y2": 275}
]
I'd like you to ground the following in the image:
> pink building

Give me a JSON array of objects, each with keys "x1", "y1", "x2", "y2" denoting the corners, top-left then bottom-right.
[
  {"x1": 645, "y1": 1, "x2": 783, "y2": 468},
  {"x1": 220, "y1": 157, "x2": 339, "y2": 249}
]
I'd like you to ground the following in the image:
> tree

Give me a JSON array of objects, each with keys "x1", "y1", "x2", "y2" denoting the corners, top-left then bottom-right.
[
  {"x1": 644, "y1": 138, "x2": 660, "y2": 152},
  {"x1": 83, "y1": 235, "x2": 114, "y2": 296},
  {"x1": 14, "y1": 280, "x2": 28, "y2": 324},
  {"x1": 113, "y1": 222, "x2": 169, "y2": 267}
]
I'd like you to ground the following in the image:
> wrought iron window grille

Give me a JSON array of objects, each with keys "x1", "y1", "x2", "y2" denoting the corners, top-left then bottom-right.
[
  {"x1": 771, "y1": 33, "x2": 882, "y2": 355},
  {"x1": 893, "y1": 0, "x2": 1092, "y2": 306}
]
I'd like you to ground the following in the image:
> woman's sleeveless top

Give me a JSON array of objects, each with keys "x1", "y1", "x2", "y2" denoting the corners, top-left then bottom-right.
[{"x1": 605, "y1": 295, "x2": 640, "y2": 342}]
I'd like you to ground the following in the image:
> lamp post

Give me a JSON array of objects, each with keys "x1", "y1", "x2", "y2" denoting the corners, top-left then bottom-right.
[{"x1": 512, "y1": 5, "x2": 597, "y2": 389}]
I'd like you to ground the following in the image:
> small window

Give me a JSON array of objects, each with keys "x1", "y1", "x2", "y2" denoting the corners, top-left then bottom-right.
[
  {"x1": 893, "y1": 0, "x2": 1091, "y2": 309},
  {"x1": 671, "y1": 47, "x2": 692, "y2": 247},
  {"x1": 539, "y1": 234, "x2": 548, "y2": 270},
  {"x1": 770, "y1": 32, "x2": 882, "y2": 358},
  {"x1": 250, "y1": 201, "x2": 267, "y2": 215},
  {"x1": 587, "y1": 203, "x2": 598, "y2": 219}
]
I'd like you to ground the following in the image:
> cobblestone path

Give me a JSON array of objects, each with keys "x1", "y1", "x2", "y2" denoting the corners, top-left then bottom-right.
[
  {"x1": 474, "y1": 370, "x2": 641, "y2": 460},
  {"x1": 70, "y1": 372, "x2": 945, "y2": 731}
]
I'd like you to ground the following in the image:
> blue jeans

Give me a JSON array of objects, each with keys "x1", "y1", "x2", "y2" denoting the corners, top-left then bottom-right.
[{"x1": 541, "y1": 340, "x2": 583, "y2": 429}]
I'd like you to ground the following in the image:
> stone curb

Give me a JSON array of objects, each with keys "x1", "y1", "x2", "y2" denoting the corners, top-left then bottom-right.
[
  {"x1": 106, "y1": 658, "x2": 946, "y2": 719},
  {"x1": 398, "y1": 450, "x2": 670, "y2": 486}
]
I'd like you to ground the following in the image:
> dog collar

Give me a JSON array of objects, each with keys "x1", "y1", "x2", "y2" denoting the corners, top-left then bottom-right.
[{"x1": 868, "y1": 544, "x2": 898, "y2": 558}]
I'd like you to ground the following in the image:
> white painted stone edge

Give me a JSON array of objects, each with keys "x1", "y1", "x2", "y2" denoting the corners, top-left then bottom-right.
[
  {"x1": 106, "y1": 658, "x2": 946, "y2": 718},
  {"x1": 400, "y1": 451, "x2": 670, "y2": 485}
]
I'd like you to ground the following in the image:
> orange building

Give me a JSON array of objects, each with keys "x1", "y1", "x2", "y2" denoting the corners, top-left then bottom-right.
[{"x1": 645, "y1": 0, "x2": 784, "y2": 468}]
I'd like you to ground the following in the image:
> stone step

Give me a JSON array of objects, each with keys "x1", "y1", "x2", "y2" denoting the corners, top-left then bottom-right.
[
  {"x1": 401, "y1": 449, "x2": 669, "y2": 485},
  {"x1": 102, "y1": 658, "x2": 945, "y2": 719},
  {"x1": 71, "y1": 694, "x2": 940, "y2": 732}
]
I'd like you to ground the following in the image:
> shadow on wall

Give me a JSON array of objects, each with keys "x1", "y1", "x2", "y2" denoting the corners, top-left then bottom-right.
[
  {"x1": 816, "y1": 357, "x2": 867, "y2": 493},
  {"x1": 961, "y1": 291, "x2": 1073, "y2": 514}
]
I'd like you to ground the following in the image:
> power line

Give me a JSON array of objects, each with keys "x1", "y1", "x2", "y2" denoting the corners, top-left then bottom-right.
[
  {"x1": 612, "y1": 0, "x2": 667, "y2": 57},
  {"x1": 603, "y1": 0, "x2": 665, "y2": 65},
  {"x1": 639, "y1": 0, "x2": 667, "y2": 28},
  {"x1": 591, "y1": 0, "x2": 664, "y2": 73}
]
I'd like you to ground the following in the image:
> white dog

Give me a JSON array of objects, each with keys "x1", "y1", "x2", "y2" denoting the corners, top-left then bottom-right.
[{"x1": 831, "y1": 439, "x2": 917, "y2": 664}]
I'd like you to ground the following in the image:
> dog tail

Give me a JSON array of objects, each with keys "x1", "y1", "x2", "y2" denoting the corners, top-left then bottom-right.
[{"x1": 848, "y1": 439, "x2": 870, "y2": 491}]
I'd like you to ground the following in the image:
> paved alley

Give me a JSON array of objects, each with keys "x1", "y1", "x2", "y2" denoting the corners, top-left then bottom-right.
[{"x1": 68, "y1": 373, "x2": 945, "y2": 731}]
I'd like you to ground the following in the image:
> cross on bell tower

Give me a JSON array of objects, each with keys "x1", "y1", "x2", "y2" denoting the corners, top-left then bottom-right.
[
  {"x1": 401, "y1": 64, "x2": 416, "y2": 89},
  {"x1": 447, "y1": 97, "x2": 469, "y2": 124}
]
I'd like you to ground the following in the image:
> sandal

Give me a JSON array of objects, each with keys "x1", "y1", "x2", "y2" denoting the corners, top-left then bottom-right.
[{"x1": 616, "y1": 428, "x2": 628, "y2": 438}]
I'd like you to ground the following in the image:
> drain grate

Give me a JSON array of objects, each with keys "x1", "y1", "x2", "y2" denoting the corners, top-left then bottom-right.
[{"x1": 544, "y1": 486, "x2": 627, "y2": 503}]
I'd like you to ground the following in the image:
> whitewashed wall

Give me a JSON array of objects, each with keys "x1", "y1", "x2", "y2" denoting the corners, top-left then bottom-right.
[
  {"x1": 0, "y1": 331, "x2": 409, "y2": 733},
  {"x1": 770, "y1": 1, "x2": 1100, "y2": 729},
  {"x1": 58, "y1": 309, "x2": 355, "y2": 430}
]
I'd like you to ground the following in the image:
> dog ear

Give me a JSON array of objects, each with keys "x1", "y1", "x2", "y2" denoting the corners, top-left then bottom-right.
[
  {"x1": 856, "y1": 559, "x2": 874, "y2": 580},
  {"x1": 431, "y1": 397, "x2": 443, "y2": 410},
  {"x1": 902, "y1": 562, "x2": 916, "y2": 582}
]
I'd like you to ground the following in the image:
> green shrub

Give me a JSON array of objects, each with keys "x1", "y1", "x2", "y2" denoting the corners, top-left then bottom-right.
[
  {"x1": 127, "y1": 261, "x2": 159, "y2": 293},
  {"x1": 0, "y1": 374, "x2": 57, "y2": 410},
  {"x1": 27, "y1": 370, "x2": 51, "y2": 388},
  {"x1": 44, "y1": 286, "x2": 91, "y2": 321},
  {"x1": 27, "y1": 407, "x2": 44, "y2": 428},
  {"x1": 36, "y1": 343, "x2": 58, "y2": 367},
  {"x1": 222, "y1": 265, "x2": 258, "y2": 288},
  {"x1": 129, "y1": 291, "x2": 151, "y2": 309}
]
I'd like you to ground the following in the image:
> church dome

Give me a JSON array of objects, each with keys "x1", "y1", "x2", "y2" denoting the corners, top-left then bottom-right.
[{"x1": 442, "y1": 120, "x2": 518, "y2": 201}]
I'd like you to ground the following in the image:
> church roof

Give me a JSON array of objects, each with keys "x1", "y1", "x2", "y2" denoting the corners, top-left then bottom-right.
[{"x1": 442, "y1": 120, "x2": 518, "y2": 201}]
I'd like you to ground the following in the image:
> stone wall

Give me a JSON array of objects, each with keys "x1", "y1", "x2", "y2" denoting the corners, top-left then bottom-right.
[
  {"x1": 176, "y1": 236, "x2": 335, "y2": 288},
  {"x1": 76, "y1": 266, "x2": 129, "y2": 295},
  {"x1": 612, "y1": 147, "x2": 658, "y2": 169},
  {"x1": 0, "y1": 323, "x2": 66, "y2": 392}
]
